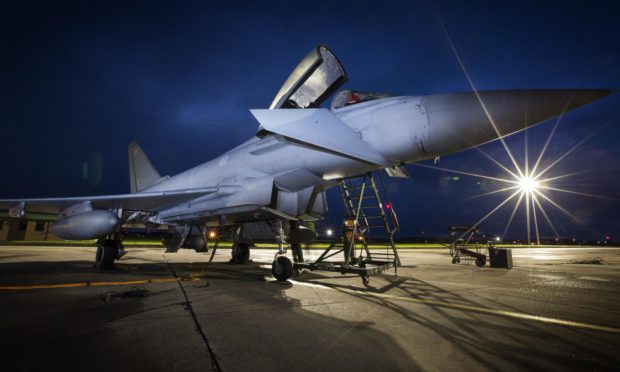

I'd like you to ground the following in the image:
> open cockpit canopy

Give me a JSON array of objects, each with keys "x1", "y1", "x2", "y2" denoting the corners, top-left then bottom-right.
[
  {"x1": 330, "y1": 90, "x2": 395, "y2": 110},
  {"x1": 270, "y1": 45, "x2": 348, "y2": 110}
]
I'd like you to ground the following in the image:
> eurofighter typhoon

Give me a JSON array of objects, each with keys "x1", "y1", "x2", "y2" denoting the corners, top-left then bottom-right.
[{"x1": 0, "y1": 45, "x2": 614, "y2": 280}]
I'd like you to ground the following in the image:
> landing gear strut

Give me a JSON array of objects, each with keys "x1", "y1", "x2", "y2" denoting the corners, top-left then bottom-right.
[
  {"x1": 291, "y1": 243, "x2": 304, "y2": 263},
  {"x1": 271, "y1": 220, "x2": 294, "y2": 281}
]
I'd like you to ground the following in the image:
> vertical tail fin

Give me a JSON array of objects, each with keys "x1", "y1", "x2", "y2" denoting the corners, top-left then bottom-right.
[{"x1": 128, "y1": 141, "x2": 164, "y2": 193}]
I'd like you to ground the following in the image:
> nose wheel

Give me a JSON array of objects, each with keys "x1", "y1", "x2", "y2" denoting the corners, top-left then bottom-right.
[{"x1": 272, "y1": 255, "x2": 293, "y2": 281}]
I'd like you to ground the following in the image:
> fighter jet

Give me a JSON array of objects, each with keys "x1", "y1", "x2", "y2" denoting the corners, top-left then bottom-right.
[{"x1": 0, "y1": 45, "x2": 615, "y2": 280}]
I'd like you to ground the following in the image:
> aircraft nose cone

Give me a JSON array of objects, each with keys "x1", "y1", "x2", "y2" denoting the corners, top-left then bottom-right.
[{"x1": 422, "y1": 89, "x2": 616, "y2": 156}]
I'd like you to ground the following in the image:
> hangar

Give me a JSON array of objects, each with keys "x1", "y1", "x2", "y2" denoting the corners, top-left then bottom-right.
[{"x1": 0, "y1": 220, "x2": 59, "y2": 242}]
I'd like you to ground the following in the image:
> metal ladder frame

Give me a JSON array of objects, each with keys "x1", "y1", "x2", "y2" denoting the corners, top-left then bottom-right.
[
  {"x1": 293, "y1": 172, "x2": 401, "y2": 285},
  {"x1": 338, "y1": 172, "x2": 401, "y2": 266}
]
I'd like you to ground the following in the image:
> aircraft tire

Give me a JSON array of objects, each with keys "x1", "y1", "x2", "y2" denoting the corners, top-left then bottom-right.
[
  {"x1": 475, "y1": 257, "x2": 486, "y2": 267},
  {"x1": 191, "y1": 235, "x2": 208, "y2": 253},
  {"x1": 95, "y1": 240, "x2": 116, "y2": 270},
  {"x1": 272, "y1": 255, "x2": 293, "y2": 281},
  {"x1": 230, "y1": 242, "x2": 250, "y2": 264},
  {"x1": 185, "y1": 235, "x2": 207, "y2": 253}
]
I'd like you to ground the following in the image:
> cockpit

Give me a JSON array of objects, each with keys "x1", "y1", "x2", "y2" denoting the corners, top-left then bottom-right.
[
  {"x1": 268, "y1": 45, "x2": 394, "y2": 113},
  {"x1": 330, "y1": 90, "x2": 394, "y2": 110},
  {"x1": 258, "y1": 45, "x2": 350, "y2": 136},
  {"x1": 270, "y1": 45, "x2": 348, "y2": 110}
]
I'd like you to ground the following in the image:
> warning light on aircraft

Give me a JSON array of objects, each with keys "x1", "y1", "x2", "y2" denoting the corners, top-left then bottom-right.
[
  {"x1": 605, "y1": 235, "x2": 611, "y2": 241},
  {"x1": 385, "y1": 203, "x2": 391, "y2": 210}
]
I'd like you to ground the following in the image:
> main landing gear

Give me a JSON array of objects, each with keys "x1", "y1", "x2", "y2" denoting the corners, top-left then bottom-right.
[
  {"x1": 227, "y1": 220, "x2": 310, "y2": 281},
  {"x1": 229, "y1": 226, "x2": 252, "y2": 264},
  {"x1": 95, "y1": 235, "x2": 125, "y2": 270}
]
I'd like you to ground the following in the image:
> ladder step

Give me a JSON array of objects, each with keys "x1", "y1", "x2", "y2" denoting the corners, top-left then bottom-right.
[{"x1": 344, "y1": 195, "x2": 366, "y2": 201}]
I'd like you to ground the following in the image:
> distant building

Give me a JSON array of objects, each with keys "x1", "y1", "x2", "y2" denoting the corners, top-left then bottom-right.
[
  {"x1": 0, "y1": 220, "x2": 8, "y2": 241},
  {"x1": 0, "y1": 220, "x2": 165, "y2": 242},
  {"x1": 0, "y1": 220, "x2": 61, "y2": 242}
]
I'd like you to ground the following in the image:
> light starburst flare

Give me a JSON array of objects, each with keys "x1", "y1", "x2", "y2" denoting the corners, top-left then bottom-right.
[
  {"x1": 414, "y1": 119, "x2": 616, "y2": 245},
  {"x1": 431, "y1": 15, "x2": 616, "y2": 244},
  {"x1": 518, "y1": 176, "x2": 539, "y2": 194}
]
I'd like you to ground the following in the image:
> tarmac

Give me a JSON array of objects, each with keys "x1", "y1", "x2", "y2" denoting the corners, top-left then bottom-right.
[{"x1": 1, "y1": 245, "x2": 619, "y2": 371}]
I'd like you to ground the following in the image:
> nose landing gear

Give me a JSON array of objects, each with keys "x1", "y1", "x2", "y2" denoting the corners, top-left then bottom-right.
[{"x1": 270, "y1": 220, "x2": 295, "y2": 281}]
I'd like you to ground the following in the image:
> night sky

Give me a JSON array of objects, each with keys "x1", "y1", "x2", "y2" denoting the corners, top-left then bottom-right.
[{"x1": 2, "y1": 1, "x2": 619, "y2": 241}]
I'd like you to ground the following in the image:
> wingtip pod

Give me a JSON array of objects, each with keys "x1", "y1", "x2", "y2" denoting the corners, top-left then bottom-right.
[{"x1": 423, "y1": 88, "x2": 616, "y2": 156}]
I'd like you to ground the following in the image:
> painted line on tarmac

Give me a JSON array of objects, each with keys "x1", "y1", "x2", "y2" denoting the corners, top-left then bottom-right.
[
  {"x1": 290, "y1": 280, "x2": 620, "y2": 334},
  {"x1": 0, "y1": 276, "x2": 202, "y2": 290},
  {"x1": 346, "y1": 288, "x2": 620, "y2": 334}
]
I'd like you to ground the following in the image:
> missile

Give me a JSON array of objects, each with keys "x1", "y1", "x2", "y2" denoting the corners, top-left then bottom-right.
[{"x1": 52, "y1": 210, "x2": 119, "y2": 240}]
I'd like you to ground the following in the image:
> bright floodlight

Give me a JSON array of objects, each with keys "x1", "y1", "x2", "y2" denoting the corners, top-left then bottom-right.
[
  {"x1": 326, "y1": 229, "x2": 333, "y2": 237},
  {"x1": 519, "y1": 176, "x2": 539, "y2": 193}
]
